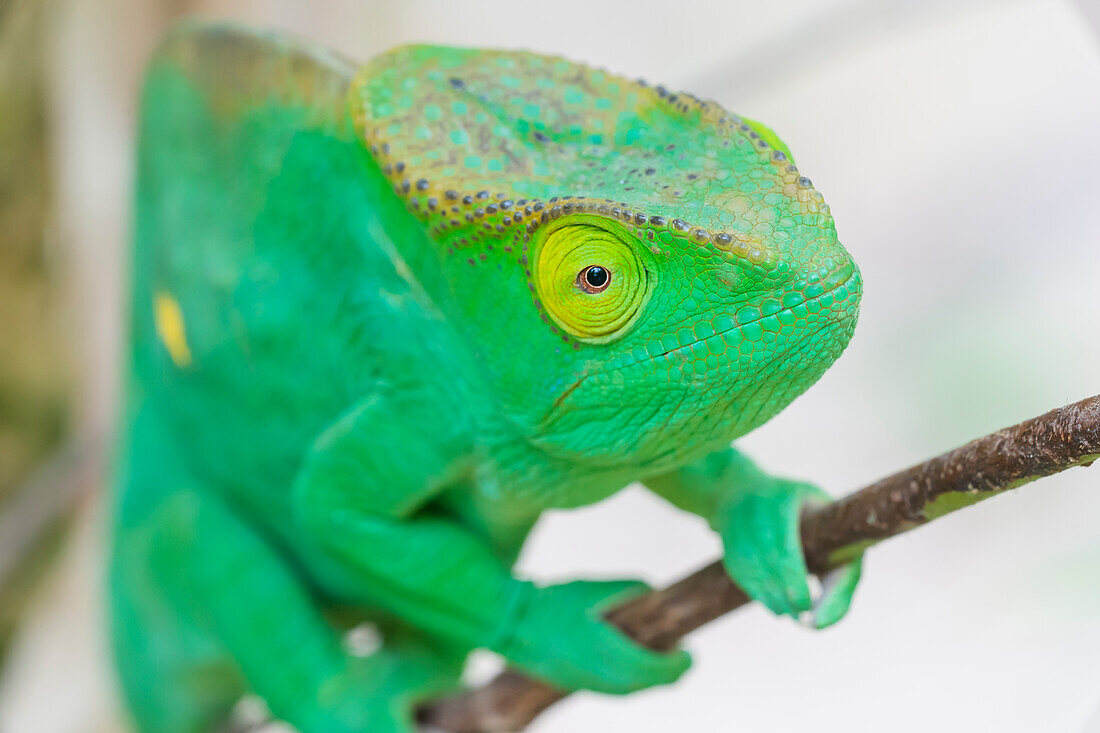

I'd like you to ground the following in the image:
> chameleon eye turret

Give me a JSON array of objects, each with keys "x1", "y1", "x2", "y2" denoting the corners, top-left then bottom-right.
[{"x1": 535, "y1": 217, "x2": 650, "y2": 341}]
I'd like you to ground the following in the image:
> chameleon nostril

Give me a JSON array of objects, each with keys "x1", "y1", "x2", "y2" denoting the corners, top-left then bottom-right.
[{"x1": 821, "y1": 259, "x2": 856, "y2": 291}]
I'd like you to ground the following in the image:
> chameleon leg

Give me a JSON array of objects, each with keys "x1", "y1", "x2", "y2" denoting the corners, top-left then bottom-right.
[
  {"x1": 110, "y1": 542, "x2": 244, "y2": 733},
  {"x1": 291, "y1": 393, "x2": 691, "y2": 695},
  {"x1": 111, "y1": 485, "x2": 462, "y2": 733}
]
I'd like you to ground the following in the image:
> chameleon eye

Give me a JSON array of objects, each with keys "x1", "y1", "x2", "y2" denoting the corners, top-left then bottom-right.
[
  {"x1": 535, "y1": 219, "x2": 650, "y2": 342},
  {"x1": 578, "y1": 265, "x2": 610, "y2": 293}
]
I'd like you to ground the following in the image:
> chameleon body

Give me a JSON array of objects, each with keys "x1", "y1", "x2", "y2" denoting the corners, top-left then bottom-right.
[{"x1": 112, "y1": 22, "x2": 863, "y2": 733}]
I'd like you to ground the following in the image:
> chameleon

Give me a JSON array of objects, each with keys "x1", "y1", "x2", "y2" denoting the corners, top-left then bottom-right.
[{"x1": 111, "y1": 21, "x2": 864, "y2": 733}]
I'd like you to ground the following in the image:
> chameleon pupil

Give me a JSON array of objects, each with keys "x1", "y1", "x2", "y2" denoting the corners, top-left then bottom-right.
[{"x1": 583, "y1": 266, "x2": 609, "y2": 290}]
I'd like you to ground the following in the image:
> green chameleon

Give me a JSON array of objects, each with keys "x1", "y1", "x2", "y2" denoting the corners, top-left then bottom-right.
[{"x1": 112, "y1": 21, "x2": 864, "y2": 733}]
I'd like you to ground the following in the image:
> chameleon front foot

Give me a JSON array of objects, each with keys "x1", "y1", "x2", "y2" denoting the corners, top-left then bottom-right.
[
  {"x1": 718, "y1": 479, "x2": 862, "y2": 628},
  {"x1": 494, "y1": 579, "x2": 692, "y2": 694}
]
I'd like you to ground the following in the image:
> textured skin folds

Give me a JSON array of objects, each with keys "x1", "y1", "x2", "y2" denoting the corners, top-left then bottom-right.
[{"x1": 114, "y1": 22, "x2": 863, "y2": 733}]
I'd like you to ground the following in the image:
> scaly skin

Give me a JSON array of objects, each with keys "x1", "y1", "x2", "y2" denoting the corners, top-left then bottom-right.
[{"x1": 112, "y1": 22, "x2": 863, "y2": 733}]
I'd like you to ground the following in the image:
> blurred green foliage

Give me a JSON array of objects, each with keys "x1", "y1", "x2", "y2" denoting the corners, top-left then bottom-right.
[{"x1": 0, "y1": 0, "x2": 73, "y2": 653}]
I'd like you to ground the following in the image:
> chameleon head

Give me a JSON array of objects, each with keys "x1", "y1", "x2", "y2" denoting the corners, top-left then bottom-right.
[{"x1": 353, "y1": 46, "x2": 860, "y2": 468}]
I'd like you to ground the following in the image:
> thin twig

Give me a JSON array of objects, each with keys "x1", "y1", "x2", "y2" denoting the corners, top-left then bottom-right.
[
  {"x1": 417, "y1": 394, "x2": 1100, "y2": 732},
  {"x1": 0, "y1": 438, "x2": 100, "y2": 592}
]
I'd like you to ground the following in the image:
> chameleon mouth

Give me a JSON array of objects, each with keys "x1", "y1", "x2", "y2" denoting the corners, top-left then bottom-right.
[
  {"x1": 625, "y1": 265, "x2": 858, "y2": 369},
  {"x1": 542, "y1": 266, "x2": 860, "y2": 421}
]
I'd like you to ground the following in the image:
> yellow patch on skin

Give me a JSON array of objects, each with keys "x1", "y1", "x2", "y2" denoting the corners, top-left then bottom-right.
[{"x1": 154, "y1": 292, "x2": 192, "y2": 367}]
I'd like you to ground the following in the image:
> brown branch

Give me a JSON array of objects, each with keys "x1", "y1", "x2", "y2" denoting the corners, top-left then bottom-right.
[{"x1": 417, "y1": 394, "x2": 1100, "y2": 732}]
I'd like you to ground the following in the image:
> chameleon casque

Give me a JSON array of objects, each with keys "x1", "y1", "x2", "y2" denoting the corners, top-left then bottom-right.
[{"x1": 112, "y1": 22, "x2": 864, "y2": 733}]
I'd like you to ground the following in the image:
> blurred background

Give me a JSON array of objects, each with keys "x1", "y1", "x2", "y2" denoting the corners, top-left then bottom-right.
[{"x1": 1, "y1": 0, "x2": 1100, "y2": 730}]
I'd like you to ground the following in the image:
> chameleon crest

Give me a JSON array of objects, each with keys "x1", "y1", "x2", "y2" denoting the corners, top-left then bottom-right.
[{"x1": 352, "y1": 45, "x2": 824, "y2": 267}]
